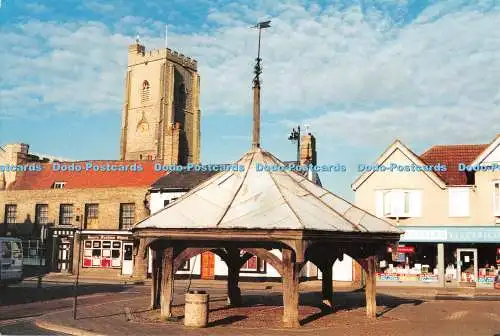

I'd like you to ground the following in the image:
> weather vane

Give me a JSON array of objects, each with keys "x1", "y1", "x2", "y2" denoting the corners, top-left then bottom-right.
[{"x1": 250, "y1": 20, "x2": 271, "y2": 89}]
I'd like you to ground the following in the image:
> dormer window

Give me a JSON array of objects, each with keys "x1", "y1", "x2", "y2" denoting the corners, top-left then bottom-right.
[{"x1": 53, "y1": 182, "x2": 66, "y2": 189}]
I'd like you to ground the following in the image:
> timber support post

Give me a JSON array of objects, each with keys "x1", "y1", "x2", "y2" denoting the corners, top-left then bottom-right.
[
  {"x1": 282, "y1": 248, "x2": 300, "y2": 328},
  {"x1": 160, "y1": 246, "x2": 175, "y2": 319},
  {"x1": 226, "y1": 248, "x2": 242, "y2": 306},
  {"x1": 320, "y1": 260, "x2": 334, "y2": 309},
  {"x1": 365, "y1": 255, "x2": 377, "y2": 318}
]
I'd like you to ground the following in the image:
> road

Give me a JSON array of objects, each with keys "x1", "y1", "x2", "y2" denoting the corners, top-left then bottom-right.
[
  {"x1": 1, "y1": 280, "x2": 500, "y2": 335},
  {"x1": 0, "y1": 280, "x2": 227, "y2": 335}
]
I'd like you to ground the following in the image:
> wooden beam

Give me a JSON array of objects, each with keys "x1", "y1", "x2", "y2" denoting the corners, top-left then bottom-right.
[
  {"x1": 282, "y1": 248, "x2": 300, "y2": 328},
  {"x1": 160, "y1": 247, "x2": 174, "y2": 319},
  {"x1": 365, "y1": 256, "x2": 377, "y2": 318}
]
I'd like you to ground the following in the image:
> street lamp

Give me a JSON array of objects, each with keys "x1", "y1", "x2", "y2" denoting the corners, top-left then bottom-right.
[
  {"x1": 288, "y1": 126, "x2": 301, "y2": 164},
  {"x1": 72, "y1": 211, "x2": 83, "y2": 320}
]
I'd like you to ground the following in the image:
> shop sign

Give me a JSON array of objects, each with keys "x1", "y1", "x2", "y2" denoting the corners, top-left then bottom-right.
[
  {"x1": 478, "y1": 276, "x2": 495, "y2": 284},
  {"x1": 419, "y1": 274, "x2": 439, "y2": 282},
  {"x1": 377, "y1": 273, "x2": 439, "y2": 282},
  {"x1": 399, "y1": 227, "x2": 500, "y2": 243},
  {"x1": 400, "y1": 229, "x2": 447, "y2": 242},
  {"x1": 84, "y1": 235, "x2": 122, "y2": 240},
  {"x1": 387, "y1": 246, "x2": 415, "y2": 253}
]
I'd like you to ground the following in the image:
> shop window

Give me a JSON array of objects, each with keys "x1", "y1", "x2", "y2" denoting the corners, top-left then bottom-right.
[
  {"x1": 35, "y1": 204, "x2": 49, "y2": 225},
  {"x1": 5, "y1": 204, "x2": 17, "y2": 224},
  {"x1": 59, "y1": 204, "x2": 73, "y2": 226},
  {"x1": 377, "y1": 244, "x2": 439, "y2": 283},
  {"x1": 83, "y1": 240, "x2": 123, "y2": 268},
  {"x1": 494, "y1": 182, "x2": 500, "y2": 216},
  {"x1": 119, "y1": 203, "x2": 136, "y2": 230},
  {"x1": 377, "y1": 189, "x2": 421, "y2": 218},
  {"x1": 448, "y1": 187, "x2": 470, "y2": 217}
]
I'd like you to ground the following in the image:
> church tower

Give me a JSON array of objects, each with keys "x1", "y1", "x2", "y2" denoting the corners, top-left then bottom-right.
[{"x1": 120, "y1": 39, "x2": 201, "y2": 165}]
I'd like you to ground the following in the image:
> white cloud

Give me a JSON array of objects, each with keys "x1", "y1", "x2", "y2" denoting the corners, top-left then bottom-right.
[{"x1": 1, "y1": 1, "x2": 499, "y2": 148}]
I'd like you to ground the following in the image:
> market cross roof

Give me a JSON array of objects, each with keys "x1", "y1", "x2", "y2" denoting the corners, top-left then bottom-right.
[{"x1": 134, "y1": 148, "x2": 401, "y2": 233}]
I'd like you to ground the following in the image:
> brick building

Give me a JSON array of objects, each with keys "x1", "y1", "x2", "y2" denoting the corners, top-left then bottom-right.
[{"x1": 0, "y1": 155, "x2": 164, "y2": 276}]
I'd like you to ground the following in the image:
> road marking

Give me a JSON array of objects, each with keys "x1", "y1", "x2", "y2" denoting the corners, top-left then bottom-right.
[{"x1": 445, "y1": 311, "x2": 468, "y2": 320}]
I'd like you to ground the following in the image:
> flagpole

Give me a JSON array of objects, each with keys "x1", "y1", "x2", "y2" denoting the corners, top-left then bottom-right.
[{"x1": 165, "y1": 24, "x2": 168, "y2": 48}]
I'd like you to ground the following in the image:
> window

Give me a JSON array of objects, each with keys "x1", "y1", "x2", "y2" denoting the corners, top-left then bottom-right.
[
  {"x1": 141, "y1": 80, "x2": 150, "y2": 103},
  {"x1": 171, "y1": 198, "x2": 178, "y2": 202},
  {"x1": 59, "y1": 204, "x2": 73, "y2": 225},
  {"x1": 1, "y1": 241, "x2": 11, "y2": 258},
  {"x1": 240, "y1": 250, "x2": 265, "y2": 273},
  {"x1": 163, "y1": 200, "x2": 170, "y2": 207},
  {"x1": 84, "y1": 204, "x2": 99, "y2": 228},
  {"x1": 5, "y1": 205, "x2": 17, "y2": 224},
  {"x1": 178, "y1": 259, "x2": 190, "y2": 271},
  {"x1": 52, "y1": 182, "x2": 65, "y2": 189},
  {"x1": 376, "y1": 190, "x2": 421, "y2": 218},
  {"x1": 494, "y1": 182, "x2": 500, "y2": 217},
  {"x1": 119, "y1": 203, "x2": 135, "y2": 230},
  {"x1": 35, "y1": 204, "x2": 49, "y2": 225},
  {"x1": 449, "y1": 188, "x2": 470, "y2": 217}
]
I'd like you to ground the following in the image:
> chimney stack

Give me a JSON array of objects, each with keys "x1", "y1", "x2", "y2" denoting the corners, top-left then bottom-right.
[{"x1": 300, "y1": 133, "x2": 317, "y2": 166}]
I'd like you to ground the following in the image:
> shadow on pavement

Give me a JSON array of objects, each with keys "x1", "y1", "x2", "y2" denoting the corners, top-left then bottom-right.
[
  {"x1": 0, "y1": 283, "x2": 129, "y2": 307},
  {"x1": 168, "y1": 288, "x2": 425, "y2": 327}
]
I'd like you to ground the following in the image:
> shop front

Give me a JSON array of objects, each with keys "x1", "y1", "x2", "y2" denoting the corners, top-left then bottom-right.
[
  {"x1": 376, "y1": 226, "x2": 500, "y2": 288},
  {"x1": 78, "y1": 230, "x2": 134, "y2": 277}
]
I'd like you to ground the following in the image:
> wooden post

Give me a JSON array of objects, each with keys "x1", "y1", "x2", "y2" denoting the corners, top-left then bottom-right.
[
  {"x1": 282, "y1": 248, "x2": 300, "y2": 328},
  {"x1": 160, "y1": 247, "x2": 174, "y2": 319},
  {"x1": 132, "y1": 239, "x2": 148, "y2": 280},
  {"x1": 320, "y1": 261, "x2": 334, "y2": 308},
  {"x1": 365, "y1": 256, "x2": 377, "y2": 318},
  {"x1": 226, "y1": 248, "x2": 242, "y2": 306},
  {"x1": 151, "y1": 249, "x2": 158, "y2": 309},
  {"x1": 227, "y1": 265, "x2": 242, "y2": 306}
]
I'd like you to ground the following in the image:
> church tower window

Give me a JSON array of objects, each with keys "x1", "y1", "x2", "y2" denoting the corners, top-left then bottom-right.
[{"x1": 141, "y1": 80, "x2": 150, "y2": 104}]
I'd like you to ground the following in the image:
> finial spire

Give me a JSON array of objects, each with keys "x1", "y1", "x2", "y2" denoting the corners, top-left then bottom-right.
[{"x1": 250, "y1": 20, "x2": 271, "y2": 150}]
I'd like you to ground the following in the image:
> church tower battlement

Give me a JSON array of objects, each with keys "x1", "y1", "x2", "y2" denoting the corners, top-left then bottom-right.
[{"x1": 121, "y1": 40, "x2": 201, "y2": 165}]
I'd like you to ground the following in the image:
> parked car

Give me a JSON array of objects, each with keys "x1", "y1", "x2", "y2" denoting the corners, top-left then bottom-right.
[{"x1": 0, "y1": 237, "x2": 23, "y2": 287}]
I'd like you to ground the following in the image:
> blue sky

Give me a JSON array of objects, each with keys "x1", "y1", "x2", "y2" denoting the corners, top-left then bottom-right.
[{"x1": 1, "y1": 0, "x2": 499, "y2": 200}]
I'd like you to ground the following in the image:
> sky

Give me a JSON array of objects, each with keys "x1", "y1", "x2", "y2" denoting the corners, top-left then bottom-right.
[{"x1": 0, "y1": 0, "x2": 499, "y2": 201}]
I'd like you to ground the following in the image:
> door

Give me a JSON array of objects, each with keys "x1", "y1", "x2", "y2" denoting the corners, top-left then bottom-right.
[
  {"x1": 122, "y1": 243, "x2": 133, "y2": 275},
  {"x1": 200, "y1": 252, "x2": 215, "y2": 280},
  {"x1": 57, "y1": 240, "x2": 71, "y2": 272},
  {"x1": 457, "y1": 248, "x2": 478, "y2": 286}
]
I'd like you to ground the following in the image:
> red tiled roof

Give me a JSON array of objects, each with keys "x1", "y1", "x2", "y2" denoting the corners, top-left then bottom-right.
[
  {"x1": 420, "y1": 145, "x2": 488, "y2": 185},
  {"x1": 9, "y1": 160, "x2": 166, "y2": 190}
]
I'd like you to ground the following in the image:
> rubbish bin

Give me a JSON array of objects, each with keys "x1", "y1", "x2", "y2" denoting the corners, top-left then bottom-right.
[{"x1": 184, "y1": 290, "x2": 209, "y2": 327}]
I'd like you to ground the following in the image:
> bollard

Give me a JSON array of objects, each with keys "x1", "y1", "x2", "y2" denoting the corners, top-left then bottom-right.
[{"x1": 184, "y1": 290, "x2": 209, "y2": 328}]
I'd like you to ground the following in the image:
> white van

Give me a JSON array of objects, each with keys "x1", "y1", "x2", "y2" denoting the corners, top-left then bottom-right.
[{"x1": 0, "y1": 237, "x2": 23, "y2": 287}]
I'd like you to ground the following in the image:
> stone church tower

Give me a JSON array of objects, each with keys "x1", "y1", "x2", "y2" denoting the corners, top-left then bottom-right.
[{"x1": 120, "y1": 40, "x2": 201, "y2": 165}]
